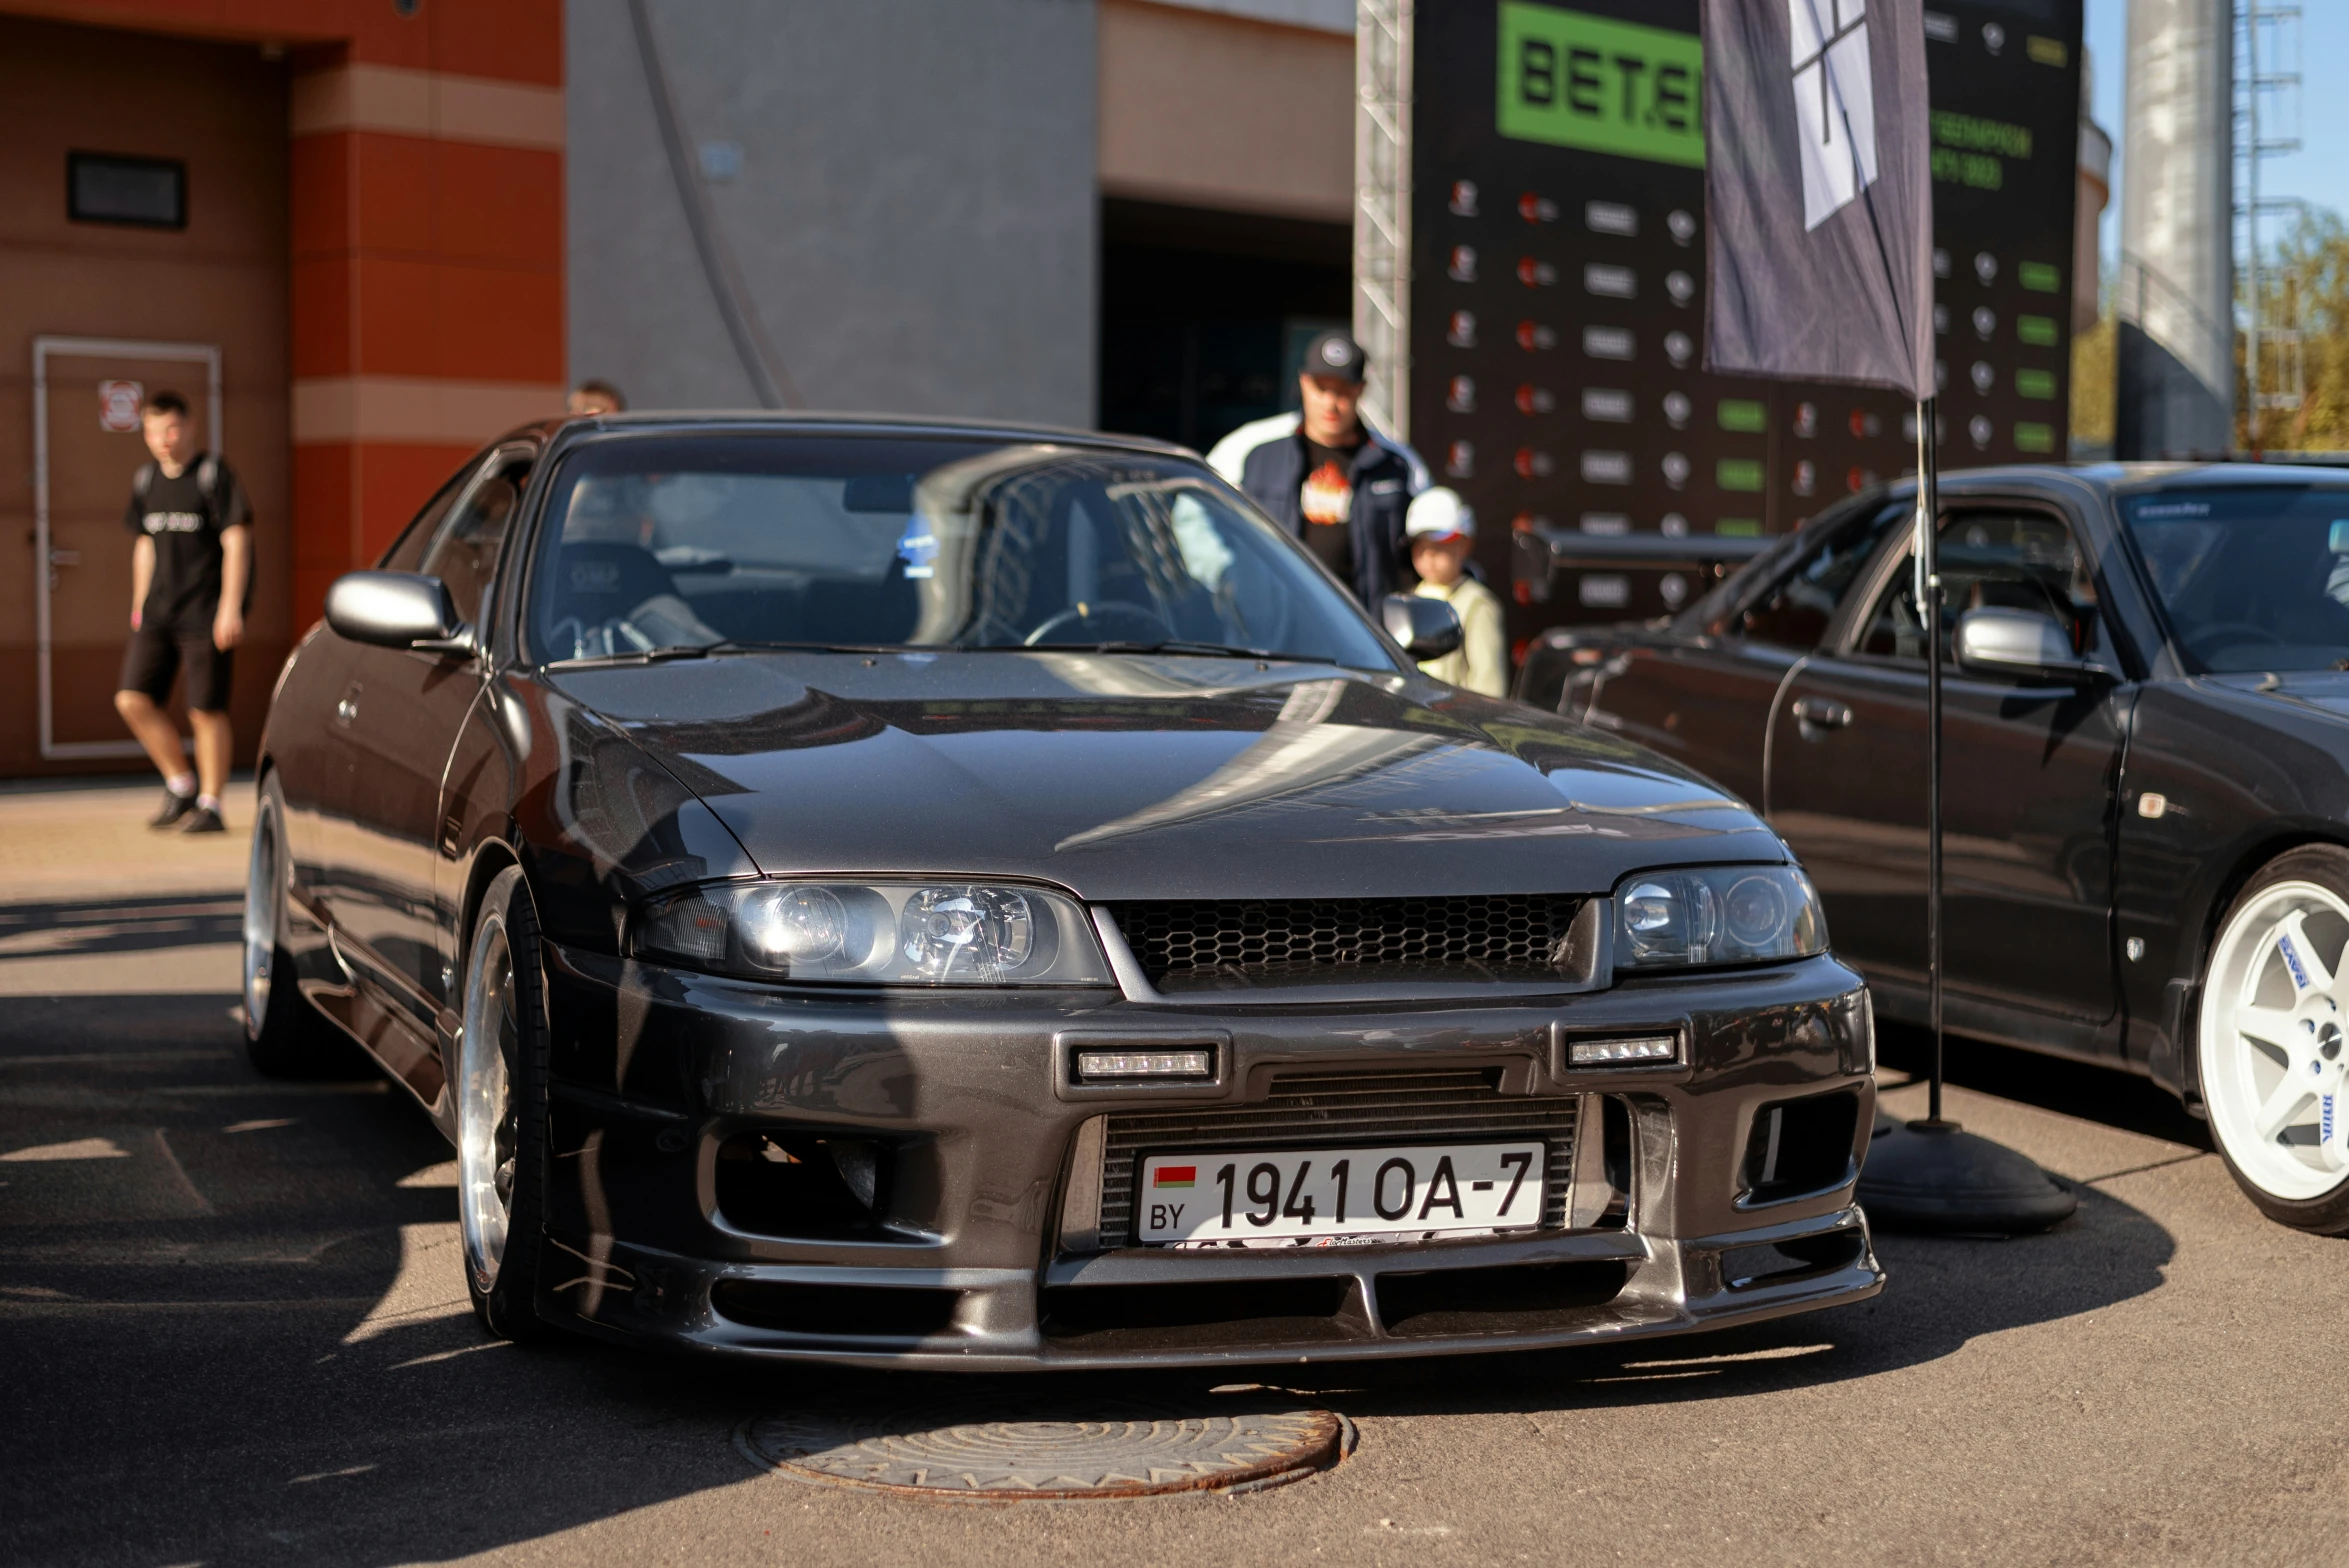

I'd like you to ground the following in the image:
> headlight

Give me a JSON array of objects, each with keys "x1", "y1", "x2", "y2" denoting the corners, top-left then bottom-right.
[
  {"x1": 1614, "y1": 865, "x2": 1825, "y2": 970},
  {"x1": 632, "y1": 880, "x2": 1114, "y2": 986}
]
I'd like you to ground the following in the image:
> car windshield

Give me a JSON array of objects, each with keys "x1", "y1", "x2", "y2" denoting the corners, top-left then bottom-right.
[
  {"x1": 2120, "y1": 484, "x2": 2349, "y2": 673},
  {"x1": 524, "y1": 434, "x2": 1394, "y2": 669}
]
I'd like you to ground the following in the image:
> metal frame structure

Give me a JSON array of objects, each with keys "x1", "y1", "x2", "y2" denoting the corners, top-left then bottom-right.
[
  {"x1": 32, "y1": 334, "x2": 223, "y2": 761},
  {"x1": 2239, "y1": 0, "x2": 2304, "y2": 429},
  {"x1": 1353, "y1": 0, "x2": 1413, "y2": 441}
]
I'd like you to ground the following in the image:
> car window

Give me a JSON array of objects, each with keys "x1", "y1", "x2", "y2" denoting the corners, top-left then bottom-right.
[
  {"x1": 524, "y1": 435, "x2": 1396, "y2": 669},
  {"x1": 1857, "y1": 508, "x2": 2094, "y2": 662},
  {"x1": 422, "y1": 454, "x2": 532, "y2": 627},
  {"x1": 2121, "y1": 485, "x2": 2349, "y2": 672},
  {"x1": 379, "y1": 466, "x2": 471, "y2": 572},
  {"x1": 1730, "y1": 503, "x2": 1906, "y2": 650}
]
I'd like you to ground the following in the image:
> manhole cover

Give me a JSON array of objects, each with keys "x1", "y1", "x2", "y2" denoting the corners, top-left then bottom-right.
[{"x1": 736, "y1": 1398, "x2": 1349, "y2": 1500}]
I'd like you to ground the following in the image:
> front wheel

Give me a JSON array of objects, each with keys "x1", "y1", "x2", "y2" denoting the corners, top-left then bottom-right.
[
  {"x1": 456, "y1": 867, "x2": 553, "y2": 1338},
  {"x1": 2198, "y1": 846, "x2": 2349, "y2": 1233},
  {"x1": 243, "y1": 773, "x2": 335, "y2": 1077}
]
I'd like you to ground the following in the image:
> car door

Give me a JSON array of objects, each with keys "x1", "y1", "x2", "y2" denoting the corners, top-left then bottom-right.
[
  {"x1": 1581, "y1": 501, "x2": 1908, "y2": 809},
  {"x1": 284, "y1": 467, "x2": 467, "y2": 906},
  {"x1": 1768, "y1": 499, "x2": 2128, "y2": 1042},
  {"x1": 326, "y1": 444, "x2": 533, "y2": 1031}
]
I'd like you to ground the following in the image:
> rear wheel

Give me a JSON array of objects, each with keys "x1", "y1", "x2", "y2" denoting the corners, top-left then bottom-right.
[
  {"x1": 457, "y1": 867, "x2": 552, "y2": 1338},
  {"x1": 243, "y1": 774, "x2": 334, "y2": 1077},
  {"x1": 2198, "y1": 846, "x2": 2349, "y2": 1233}
]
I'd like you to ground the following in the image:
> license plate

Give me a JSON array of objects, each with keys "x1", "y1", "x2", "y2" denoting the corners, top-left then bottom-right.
[{"x1": 1135, "y1": 1142, "x2": 1546, "y2": 1246}]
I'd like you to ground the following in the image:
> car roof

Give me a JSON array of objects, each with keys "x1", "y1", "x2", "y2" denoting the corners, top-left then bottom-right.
[
  {"x1": 1931, "y1": 460, "x2": 2349, "y2": 495},
  {"x1": 515, "y1": 410, "x2": 1201, "y2": 462}
]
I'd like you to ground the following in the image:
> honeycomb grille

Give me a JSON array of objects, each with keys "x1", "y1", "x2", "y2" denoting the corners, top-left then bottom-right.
[
  {"x1": 1110, "y1": 895, "x2": 1582, "y2": 989},
  {"x1": 1091, "y1": 1068, "x2": 1578, "y2": 1249}
]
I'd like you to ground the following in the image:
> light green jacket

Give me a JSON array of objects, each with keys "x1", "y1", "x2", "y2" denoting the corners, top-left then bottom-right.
[{"x1": 1412, "y1": 575, "x2": 1508, "y2": 696}]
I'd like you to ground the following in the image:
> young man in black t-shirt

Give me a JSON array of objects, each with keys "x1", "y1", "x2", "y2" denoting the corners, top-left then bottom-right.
[{"x1": 113, "y1": 390, "x2": 252, "y2": 834}]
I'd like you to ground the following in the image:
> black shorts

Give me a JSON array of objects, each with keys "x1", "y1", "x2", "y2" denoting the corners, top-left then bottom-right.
[{"x1": 120, "y1": 621, "x2": 234, "y2": 712}]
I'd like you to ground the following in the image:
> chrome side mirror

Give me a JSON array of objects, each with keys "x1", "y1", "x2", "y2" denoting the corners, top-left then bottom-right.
[
  {"x1": 1954, "y1": 607, "x2": 2106, "y2": 682},
  {"x1": 1382, "y1": 593, "x2": 1464, "y2": 660},
  {"x1": 325, "y1": 571, "x2": 472, "y2": 655}
]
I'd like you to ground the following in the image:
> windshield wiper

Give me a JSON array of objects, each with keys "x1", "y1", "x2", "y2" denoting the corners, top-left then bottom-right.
[
  {"x1": 553, "y1": 641, "x2": 740, "y2": 668},
  {"x1": 993, "y1": 640, "x2": 1292, "y2": 659}
]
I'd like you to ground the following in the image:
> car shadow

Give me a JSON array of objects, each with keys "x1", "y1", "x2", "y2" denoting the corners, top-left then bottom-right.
[
  {"x1": 0, "y1": 988, "x2": 2178, "y2": 1566},
  {"x1": 1874, "y1": 1020, "x2": 2213, "y2": 1151}
]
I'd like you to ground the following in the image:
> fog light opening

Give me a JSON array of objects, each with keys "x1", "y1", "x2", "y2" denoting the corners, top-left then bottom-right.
[{"x1": 1075, "y1": 1047, "x2": 1214, "y2": 1081}]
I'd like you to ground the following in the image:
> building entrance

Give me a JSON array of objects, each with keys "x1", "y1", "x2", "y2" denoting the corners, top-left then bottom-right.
[
  {"x1": 35, "y1": 338, "x2": 222, "y2": 760},
  {"x1": 1097, "y1": 199, "x2": 1351, "y2": 454}
]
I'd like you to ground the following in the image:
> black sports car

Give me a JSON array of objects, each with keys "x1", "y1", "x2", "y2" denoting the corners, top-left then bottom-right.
[
  {"x1": 245, "y1": 413, "x2": 1881, "y2": 1366},
  {"x1": 1520, "y1": 462, "x2": 2349, "y2": 1234}
]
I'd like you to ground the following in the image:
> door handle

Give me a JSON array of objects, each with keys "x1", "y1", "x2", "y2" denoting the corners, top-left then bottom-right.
[
  {"x1": 1792, "y1": 696, "x2": 1852, "y2": 729},
  {"x1": 335, "y1": 682, "x2": 362, "y2": 727},
  {"x1": 48, "y1": 549, "x2": 80, "y2": 567}
]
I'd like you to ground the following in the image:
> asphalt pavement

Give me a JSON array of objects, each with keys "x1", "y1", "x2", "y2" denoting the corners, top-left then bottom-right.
[{"x1": 3, "y1": 780, "x2": 2346, "y2": 1567}]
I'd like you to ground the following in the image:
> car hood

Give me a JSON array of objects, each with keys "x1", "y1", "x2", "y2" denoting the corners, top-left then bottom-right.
[
  {"x1": 2205, "y1": 670, "x2": 2349, "y2": 725},
  {"x1": 544, "y1": 652, "x2": 1785, "y2": 901}
]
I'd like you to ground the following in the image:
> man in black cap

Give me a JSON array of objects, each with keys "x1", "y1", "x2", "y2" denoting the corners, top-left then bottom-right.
[{"x1": 1206, "y1": 330, "x2": 1427, "y2": 605}]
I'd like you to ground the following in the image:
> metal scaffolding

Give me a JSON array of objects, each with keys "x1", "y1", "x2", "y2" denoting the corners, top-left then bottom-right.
[
  {"x1": 1354, "y1": 0, "x2": 1413, "y2": 441},
  {"x1": 2239, "y1": 0, "x2": 2304, "y2": 426}
]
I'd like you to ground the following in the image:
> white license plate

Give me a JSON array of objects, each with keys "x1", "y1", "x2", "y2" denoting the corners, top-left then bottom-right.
[{"x1": 1135, "y1": 1142, "x2": 1546, "y2": 1246}]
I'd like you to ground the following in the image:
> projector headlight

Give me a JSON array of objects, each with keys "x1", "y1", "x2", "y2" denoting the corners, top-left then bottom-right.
[
  {"x1": 632, "y1": 880, "x2": 1113, "y2": 986},
  {"x1": 1615, "y1": 865, "x2": 1826, "y2": 970}
]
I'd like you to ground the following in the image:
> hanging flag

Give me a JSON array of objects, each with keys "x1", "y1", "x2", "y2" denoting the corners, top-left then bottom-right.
[{"x1": 1702, "y1": 0, "x2": 1935, "y2": 398}]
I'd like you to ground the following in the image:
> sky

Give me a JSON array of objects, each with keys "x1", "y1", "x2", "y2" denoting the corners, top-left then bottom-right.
[{"x1": 2084, "y1": 0, "x2": 2349, "y2": 277}]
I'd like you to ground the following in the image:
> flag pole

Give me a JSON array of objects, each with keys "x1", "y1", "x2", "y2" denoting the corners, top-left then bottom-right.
[
  {"x1": 1917, "y1": 394, "x2": 1944, "y2": 1126},
  {"x1": 1855, "y1": 391, "x2": 2073, "y2": 1233}
]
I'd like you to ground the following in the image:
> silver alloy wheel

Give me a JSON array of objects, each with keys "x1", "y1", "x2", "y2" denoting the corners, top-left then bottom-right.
[
  {"x1": 242, "y1": 800, "x2": 279, "y2": 1041},
  {"x1": 458, "y1": 912, "x2": 522, "y2": 1294},
  {"x1": 2200, "y1": 879, "x2": 2349, "y2": 1201}
]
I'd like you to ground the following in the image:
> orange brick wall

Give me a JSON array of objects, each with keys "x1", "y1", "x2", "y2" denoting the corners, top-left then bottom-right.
[{"x1": 10, "y1": 0, "x2": 565, "y2": 638}]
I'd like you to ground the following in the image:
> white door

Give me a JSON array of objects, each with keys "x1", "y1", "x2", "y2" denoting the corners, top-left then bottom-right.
[{"x1": 33, "y1": 336, "x2": 222, "y2": 759}]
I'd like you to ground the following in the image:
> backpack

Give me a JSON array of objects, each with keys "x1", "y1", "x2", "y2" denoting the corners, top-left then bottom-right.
[{"x1": 133, "y1": 454, "x2": 223, "y2": 522}]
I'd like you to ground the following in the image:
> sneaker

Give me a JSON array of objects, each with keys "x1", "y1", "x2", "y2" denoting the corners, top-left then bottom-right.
[
  {"x1": 150, "y1": 789, "x2": 197, "y2": 829},
  {"x1": 179, "y1": 805, "x2": 226, "y2": 835}
]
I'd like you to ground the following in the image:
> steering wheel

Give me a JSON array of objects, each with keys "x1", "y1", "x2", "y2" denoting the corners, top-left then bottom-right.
[
  {"x1": 1021, "y1": 600, "x2": 1165, "y2": 647},
  {"x1": 2194, "y1": 621, "x2": 2284, "y2": 649}
]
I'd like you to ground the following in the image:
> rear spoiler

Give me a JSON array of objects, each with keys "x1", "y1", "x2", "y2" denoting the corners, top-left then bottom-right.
[{"x1": 1511, "y1": 523, "x2": 1776, "y2": 608}]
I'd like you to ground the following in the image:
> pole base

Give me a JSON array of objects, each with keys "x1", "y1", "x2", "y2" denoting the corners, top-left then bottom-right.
[{"x1": 1855, "y1": 1117, "x2": 2077, "y2": 1235}]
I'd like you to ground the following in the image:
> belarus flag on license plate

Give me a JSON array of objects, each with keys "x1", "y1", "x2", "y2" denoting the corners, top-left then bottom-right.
[{"x1": 1152, "y1": 1165, "x2": 1197, "y2": 1189}]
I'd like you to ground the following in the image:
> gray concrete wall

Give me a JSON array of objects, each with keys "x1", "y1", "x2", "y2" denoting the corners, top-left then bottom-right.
[{"x1": 567, "y1": 0, "x2": 1098, "y2": 426}]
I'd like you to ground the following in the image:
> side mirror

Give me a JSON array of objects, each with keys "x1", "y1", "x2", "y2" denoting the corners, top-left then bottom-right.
[
  {"x1": 1382, "y1": 593, "x2": 1464, "y2": 661},
  {"x1": 325, "y1": 571, "x2": 471, "y2": 654},
  {"x1": 1954, "y1": 607, "x2": 2106, "y2": 682}
]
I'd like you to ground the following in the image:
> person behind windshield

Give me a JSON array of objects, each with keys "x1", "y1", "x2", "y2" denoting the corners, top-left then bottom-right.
[
  {"x1": 1406, "y1": 488, "x2": 1507, "y2": 696},
  {"x1": 1207, "y1": 331, "x2": 1427, "y2": 606}
]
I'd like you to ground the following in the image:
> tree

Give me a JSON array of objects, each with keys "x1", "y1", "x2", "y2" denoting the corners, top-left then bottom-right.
[{"x1": 2240, "y1": 208, "x2": 2349, "y2": 454}]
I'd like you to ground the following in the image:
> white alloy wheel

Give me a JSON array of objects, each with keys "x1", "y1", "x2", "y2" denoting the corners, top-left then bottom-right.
[
  {"x1": 2200, "y1": 878, "x2": 2349, "y2": 1205},
  {"x1": 458, "y1": 910, "x2": 522, "y2": 1294}
]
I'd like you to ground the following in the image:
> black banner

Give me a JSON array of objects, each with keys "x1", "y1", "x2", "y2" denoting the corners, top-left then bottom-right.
[{"x1": 1411, "y1": 0, "x2": 2083, "y2": 648}]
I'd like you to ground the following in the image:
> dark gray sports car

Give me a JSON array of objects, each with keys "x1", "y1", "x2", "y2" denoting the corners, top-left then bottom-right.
[
  {"x1": 1519, "y1": 462, "x2": 2349, "y2": 1234},
  {"x1": 245, "y1": 413, "x2": 1881, "y2": 1367}
]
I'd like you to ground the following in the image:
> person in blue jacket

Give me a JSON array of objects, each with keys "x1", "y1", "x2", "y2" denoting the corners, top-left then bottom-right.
[{"x1": 1206, "y1": 330, "x2": 1428, "y2": 606}]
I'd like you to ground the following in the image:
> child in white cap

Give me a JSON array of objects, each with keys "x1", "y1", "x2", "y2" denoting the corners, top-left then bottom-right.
[{"x1": 1406, "y1": 487, "x2": 1508, "y2": 696}]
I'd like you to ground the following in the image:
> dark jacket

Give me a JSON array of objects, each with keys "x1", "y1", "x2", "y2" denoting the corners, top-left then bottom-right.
[{"x1": 1205, "y1": 412, "x2": 1429, "y2": 605}]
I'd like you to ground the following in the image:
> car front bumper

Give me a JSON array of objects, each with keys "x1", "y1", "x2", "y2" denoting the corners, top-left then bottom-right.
[{"x1": 534, "y1": 946, "x2": 1884, "y2": 1369}]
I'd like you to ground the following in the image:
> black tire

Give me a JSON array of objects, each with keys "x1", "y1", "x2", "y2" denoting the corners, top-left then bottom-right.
[
  {"x1": 2195, "y1": 845, "x2": 2349, "y2": 1235},
  {"x1": 243, "y1": 772, "x2": 337, "y2": 1077},
  {"x1": 455, "y1": 866, "x2": 554, "y2": 1339}
]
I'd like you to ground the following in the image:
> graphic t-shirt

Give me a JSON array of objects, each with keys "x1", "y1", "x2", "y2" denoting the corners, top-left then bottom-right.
[
  {"x1": 1298, "y1": 436, "x2": 1361, "y2": 582},
  {"x1": 123, "y1": 454, "x2": 252, "y2": 631}
]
